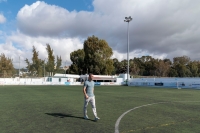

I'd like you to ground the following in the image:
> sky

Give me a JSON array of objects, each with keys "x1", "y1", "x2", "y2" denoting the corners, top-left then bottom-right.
[{"x1": 0, "y1": 0, "x2": 200, "y2": 68}]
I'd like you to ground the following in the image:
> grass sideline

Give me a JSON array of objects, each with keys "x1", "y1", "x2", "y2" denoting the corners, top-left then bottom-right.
[{"x1": 0, "y1": 85, "x2": 200, "y2": 133}]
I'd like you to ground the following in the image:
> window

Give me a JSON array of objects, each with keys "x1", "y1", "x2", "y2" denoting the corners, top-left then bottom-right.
[
  {"x1": 47, "y1": 77, "x2": 52, "y2": 82},
  {"x1": 155, "y1": 83, "x2": 163, "y2": 86}
]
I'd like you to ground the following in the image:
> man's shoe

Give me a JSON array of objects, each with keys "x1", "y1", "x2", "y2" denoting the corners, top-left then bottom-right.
[
  {"x1": 94, "y1": 117, "x2": 100, "y2": 121},
  {"x1": 84, "y1": 116, "x2": 89, "y2": 120}
]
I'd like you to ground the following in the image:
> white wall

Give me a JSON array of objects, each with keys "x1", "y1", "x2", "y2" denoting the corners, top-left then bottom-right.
[
  {"x1": 0, "y1": 77, "x2": 123, "y2": 85},
  {"x1": 128, "y1": 78, "x2": 200, "y2": 89}
]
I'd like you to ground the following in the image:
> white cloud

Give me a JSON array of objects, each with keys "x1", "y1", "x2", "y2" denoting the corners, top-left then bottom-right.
[
  {"x1": 6, "y1": 32, "x2": 83, "y2": 68},
  {"x1": 0, "y1": 13, "x2": 6, "y2": 23},
  {"x1": 0, "y1": 41, "x2": 21, "y2": 68},
  {"x1": 17, "y1": 1, "x2": 76, "y2": 36},
  {"x1": 112, "y1": 49, "x2": 167, "y2": 62},
  {"x1": 7, "y1": 0, "x2": 200, "y2": 67}
]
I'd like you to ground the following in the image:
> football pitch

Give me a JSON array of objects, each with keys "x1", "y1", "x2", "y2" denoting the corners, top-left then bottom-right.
[{"x1": 0, "y1": 85, "x2": 200, "y2": 133}]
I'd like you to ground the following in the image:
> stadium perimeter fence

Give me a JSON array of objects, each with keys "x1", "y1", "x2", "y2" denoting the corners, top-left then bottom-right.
[{"x1": 128, "y1": 77, "x2": 200, "y2": 89}]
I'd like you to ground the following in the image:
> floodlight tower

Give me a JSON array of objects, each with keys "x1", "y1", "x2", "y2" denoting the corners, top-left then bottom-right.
[
  {"x1": 124, "y1": 16, "x2": 132, "y2": 85},
  {"x1": 19, "y1": 55, "x2": 20, "y2": 77},
  {"x1": 44, "y1": 59, "x2": 46, "y2": 77}
]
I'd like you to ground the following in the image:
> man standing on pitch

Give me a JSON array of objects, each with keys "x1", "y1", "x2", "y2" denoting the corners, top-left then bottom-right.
[{"x1": 83, "y1": 73, "x2": 100, "y2": 121}]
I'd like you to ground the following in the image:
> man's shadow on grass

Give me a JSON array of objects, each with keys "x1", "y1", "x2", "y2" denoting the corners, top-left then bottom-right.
[{"x1": 45, "y1": 113, "x2": 96, "y2": 122}]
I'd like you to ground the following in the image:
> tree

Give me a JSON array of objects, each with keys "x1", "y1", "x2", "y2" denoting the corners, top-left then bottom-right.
[
  {"x1": 175, "y1": 64, "x2": 191, "y2": 77},
  {"x1": 132, "y1": 57, "x2": 144, "y2": 76},
  {"x1": 117, "y1": 59, "x2": 127, "y2": 74},
  {"x1": 187, "y1": 61, "x2": 198, "y2": 77},
  {"x1": 25, "y1": 46, "x2": 43, "y2": 77},
  {"x1": 55, "y1": 55, "x2": 63, "y2": 73},
  {"x1": 46, "y1": 44, "x2": 55, "y2": 75},
  {"x1": 155, "y1": 59, "x2": 170, "y2": 77},
  {"x1": 0, "y1": 53, "x2": 15, "y2": 77},
  {"x1": 173, "y1": 56, "x2": 190, "y2": 66},
  {"x1": 83, "y1": 35, "x2": 114, "y2": 75},
  {"x1": 70, "y1": 49, "x2": 85, "y2": 74},
  {"x1": 138, "y1": 56, "x2": 156, "y2": 76},
  {"x1": 129, "y1": 59, "x2": 140, "y2": 76},
  {"x1": 112, "y1": 58, "x2": 120, "y2": 74},
  {"x1": 168, "y1": 67, "x2": 178, "y2": 77},
  {"x1": 163, "y1": 58, "x2": 172, "y2": 65},
  {"x1": 196, "y1": 61, "x2": 200, "y2": 76},
  {"x1": 173, "y1": 56, "x2": 191, "y2": 77}
]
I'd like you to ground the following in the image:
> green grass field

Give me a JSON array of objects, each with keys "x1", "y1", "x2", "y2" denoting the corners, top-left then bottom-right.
[{"x1": 0, "y1": 85, "x2": 200, "y2": 133}]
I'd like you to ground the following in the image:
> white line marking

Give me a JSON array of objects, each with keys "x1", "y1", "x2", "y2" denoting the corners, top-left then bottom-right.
[{"x1": 114, "y1": 101, "x2": 200, "y2": 133}]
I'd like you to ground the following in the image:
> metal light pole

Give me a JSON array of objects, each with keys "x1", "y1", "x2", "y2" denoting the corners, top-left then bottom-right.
[
  {"x1": 124, "y1": 16, "x2": 132, "y2": 85},
  {"x1": 19, "y1": 55, "x2": 20, "y2": 77},
  {"x1": 44, "y1": 59, "x2": 46, "y2": 77},
  {"x1": 65, "y1": 61, "x2": 67, "y2": 77}
]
